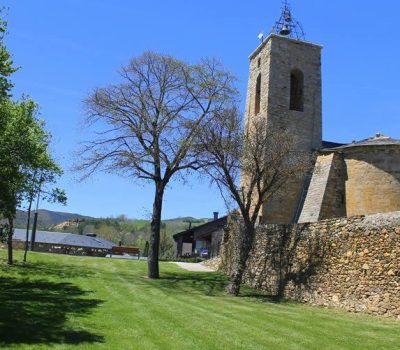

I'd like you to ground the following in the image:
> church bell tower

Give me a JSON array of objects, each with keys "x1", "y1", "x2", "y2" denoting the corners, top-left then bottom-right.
[{"x1": 244, "y1": 1, "x2": 323, "y2": 224}]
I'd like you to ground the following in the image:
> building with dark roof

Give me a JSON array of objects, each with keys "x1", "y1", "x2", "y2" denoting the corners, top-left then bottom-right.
[
  {"x1": 173, "y1": 214, "x2": 227, "y2": 258},
  {"x1": 12, "y1": 228, "x2": 115, "y2": 257},
  {"x1": 322, "y1": 134, "x2": 400, "y2": 151}
]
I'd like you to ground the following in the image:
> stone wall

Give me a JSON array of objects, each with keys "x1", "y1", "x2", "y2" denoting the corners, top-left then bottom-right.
[
  {"x1": 220, "y1": 212, "x2": 400, "y2": 319},
  {"x1": 243, "y1": 34, "x2": 322, "y2": 225},
  {"x1": 210, "y1": 229, "x2": 223, "y2": 259},
  {"x1": 298, "y1": 153, "x2": 334, "y2": 223},
  {"x1": 344, "y1": 146, "x2": 400, "y2": 217},
  {"x1": 299, "y1": 146, "x2": 400, "y2": 223},
  {"x1": 299, "y1": 153, "x2": 346, "y2": 223}
]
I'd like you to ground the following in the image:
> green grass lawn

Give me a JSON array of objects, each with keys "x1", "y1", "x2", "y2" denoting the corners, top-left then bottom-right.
[{"x1": 0, "y1": 251, "x2": 399, "y2": 350}]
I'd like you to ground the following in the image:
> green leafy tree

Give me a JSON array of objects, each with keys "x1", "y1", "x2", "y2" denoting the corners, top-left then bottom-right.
[
  {"x1": 23, "y1": 167, "x2": 66, "y2": 262},
  {"x1": 0, "y1": 100, "x2": 65, "y2": 264},
  {"x1": 159, "y1": 228, "x2": 174, "y2": 259},
  {"x1": 0, "y1": 14, "x2": 17, "y2": 99}
]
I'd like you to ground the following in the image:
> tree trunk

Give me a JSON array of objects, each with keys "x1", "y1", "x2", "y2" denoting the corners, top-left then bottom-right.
[
  {"x1": 23, "y1": 195, "x2": 33, "y2": 262},
  {"x1": 31, "y1": 212, "x2": 39, "y2": 251},
  {"x1": 7, "y1": 218, "x2": 14, "y2": 265},
  {"x1": 147, "y1": 182, "x2": 164, "y2": 279},
  {"x1": 31, "y1": 183, "x2": 41, "y2": 251},
  {"x1": 226, "y1": 222, "x2": 255, "y2": 296}
]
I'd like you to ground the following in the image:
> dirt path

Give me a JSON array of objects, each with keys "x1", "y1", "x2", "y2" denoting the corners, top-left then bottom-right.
[{"x1": 173, "y1": 262, "x2": 216, "y2": 272}]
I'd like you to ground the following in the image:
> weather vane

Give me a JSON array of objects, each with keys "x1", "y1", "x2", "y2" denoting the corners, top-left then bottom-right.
[{"x1": 271, "y1": 0, "x2": 305, "y2": 40}]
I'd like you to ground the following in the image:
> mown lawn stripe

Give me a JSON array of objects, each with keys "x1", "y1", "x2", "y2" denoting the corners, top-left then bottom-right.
[{"x1": 0, "y1": 251, "x2": 399, "y2": 350}]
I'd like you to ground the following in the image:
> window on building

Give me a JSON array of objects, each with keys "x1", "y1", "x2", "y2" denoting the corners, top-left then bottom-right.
[
  {"x1": 255, "y1": 73, "x2": 261, "y2": 115},
  {"x1": 290, "y1": 69, "x2": 304, "y2": 112},
  {"x1": 257, "y1": 57, "x2": 261, "y2": 68}
]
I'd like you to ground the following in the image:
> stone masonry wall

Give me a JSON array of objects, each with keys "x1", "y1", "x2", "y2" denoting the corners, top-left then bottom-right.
[
  {"x1": 220, "y1": 212, "x2": 400, "y2": 319},
  {"x1": 243, "y1": 34, "x2": 322, "y2": 224},
  {"x1": 299, "y1": 152, "x2": 346, "y2": 223},
  {"x1": 345, "y1": 146, "x2": 400, "y2": 217},
  {"x1": 261, "y1": 36, "x2": 322, "y2": 224},
  {"x1": 298, "y1": 153, "x2": 335, "y2": 223}
]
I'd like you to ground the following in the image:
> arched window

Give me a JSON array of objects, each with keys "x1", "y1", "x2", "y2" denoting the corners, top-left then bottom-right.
[
  {"x1": 255, "y1": 73, "x2": 261, "y2": 115},
  {"x1": 290, "y1": 69, "x2": 304, "y2": 112}
]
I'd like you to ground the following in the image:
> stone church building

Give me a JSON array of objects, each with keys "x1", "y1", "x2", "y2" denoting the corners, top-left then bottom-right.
[{"x1": 245, "y1": 2, "x2": 400, "y2": 225}]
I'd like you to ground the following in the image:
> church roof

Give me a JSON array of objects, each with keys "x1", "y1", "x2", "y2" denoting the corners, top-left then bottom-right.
[
  {"x1": 321, "y1": 134, "x2": 400, "y2": 152},
  {"x1": 321, "y1": 140, "x2": 346, "y2": 149}
]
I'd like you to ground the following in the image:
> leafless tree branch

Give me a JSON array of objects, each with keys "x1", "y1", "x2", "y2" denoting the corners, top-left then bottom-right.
[
  {"x1": 196, "y1": 107, "x2": 313, "y2": 295},
  {"x1": 75, "y1": 51, "x2": 238, "y2": 278}
]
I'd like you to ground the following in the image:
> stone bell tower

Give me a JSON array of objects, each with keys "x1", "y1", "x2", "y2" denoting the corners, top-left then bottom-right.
[{"x1": 244, "y1": 1, "x2": 322, "y2": 224}]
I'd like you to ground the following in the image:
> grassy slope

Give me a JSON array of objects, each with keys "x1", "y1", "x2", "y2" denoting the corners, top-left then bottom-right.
[
  {"x1": 0, "y1": 251, "x2": 399, "y2": 350},
  {"x1": 13, "y1": 209, "x2": 91, "y2": 228},
  {"x1": 33, "y1": 216, "x2": 208, "y2": 248}
]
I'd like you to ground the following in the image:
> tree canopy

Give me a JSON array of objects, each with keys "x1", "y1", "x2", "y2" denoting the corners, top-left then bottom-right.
[
  {"x1": 0, "y1": 14, "x2": 65, "y2": 264},
  {"x1": 79, "y1": 51, "x2": 237, "y2": 278},
  {"x1": 0, "y1": 99, "x2": 65, "y2": 263},
  {"x1": 0, "y1": 15, "x2": 17, "y2": 99}
]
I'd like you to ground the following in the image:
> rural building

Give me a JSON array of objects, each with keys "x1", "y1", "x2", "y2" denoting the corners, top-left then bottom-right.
[
  {"x1": 173, "y1": 213, "x2": 227, "y2": 258},
  {"x1": 12, "y1": 228, "x2": 114, "y2": 257},
  {"x1": 243, "y1": 3, "x2": 400, "y2": 224}
]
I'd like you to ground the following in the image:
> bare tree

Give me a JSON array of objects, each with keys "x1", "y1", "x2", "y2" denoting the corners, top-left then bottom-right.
[
  {"x1": 77, "y1": 52, "x2": 236, "y2": 278},
  {"x1": 198, "y1": 108, "x2": 312, "y2": 295}
]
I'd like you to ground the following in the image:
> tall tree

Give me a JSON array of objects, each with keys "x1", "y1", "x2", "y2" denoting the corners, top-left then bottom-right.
[
  {"x1": 0, "y1": 14, "x2": 18, "y2": 100},
  {"x1": 197, "y1": 108, "x2": 312, "y2": 295},
  {"x1": 0, "y1": 10, "x2": 18, "y2": 263},
  {"x1": 0, "y1": 100, "x2": 64, "y2": 264},
  {"x1": 22, "y1": 167, "x2": 66, "y2": 262},
  {"x1": 0, "y1": 11, "x2": 65, "y2": 264},
  {"x1": 78, "y1": 52, "x2": 236, "y2": 278}
]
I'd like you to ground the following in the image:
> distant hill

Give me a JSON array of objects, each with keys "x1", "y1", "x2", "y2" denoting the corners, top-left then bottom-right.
[
  {"x1": 14, "y1": 209, "x2": 92, "y2": 229},
  {"x1": 11, "y1": 209, "x2": 214, "y2": 256},
  {"x1": 48, "y1": 215, "x2": 208, "y2": 236},
  {"x1": 12, "y1": 210, "x2": 215, "y2": 231}
]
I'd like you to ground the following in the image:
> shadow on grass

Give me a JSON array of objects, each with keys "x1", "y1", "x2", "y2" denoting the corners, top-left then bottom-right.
[
  {"x1": 0, "y1": 277, "x2": 104, "y2": 346},
  {"x1": 238, "y1": 289, "x2": 291, "y2": 303},
  {"x1": 148, "y1": 271, "x2": 229, "y2": 296},
  {"x1": 144, "y1": 270, "x2": 285, "y2": 302},
  {"x1": 0, "y1": 258, "x2": 95, "y2": 279},
  {"x1": 144, "y1": 269, "x2": 291, "y2": 304}
]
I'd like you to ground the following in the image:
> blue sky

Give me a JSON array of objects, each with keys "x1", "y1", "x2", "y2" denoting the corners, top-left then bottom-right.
[{"x1": 3, "y1": 0, "x2": 400, "y2": 219}]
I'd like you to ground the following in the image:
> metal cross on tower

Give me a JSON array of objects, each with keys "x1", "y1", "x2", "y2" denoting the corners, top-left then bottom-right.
[{"x1": 271, "y1": 0, "x2": 305, "y2": 40}]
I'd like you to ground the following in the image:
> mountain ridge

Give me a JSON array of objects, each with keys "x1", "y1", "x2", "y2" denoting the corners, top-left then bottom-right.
[{"x1": 13, "y1": 209, "x2": 212, "y2": 229}]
